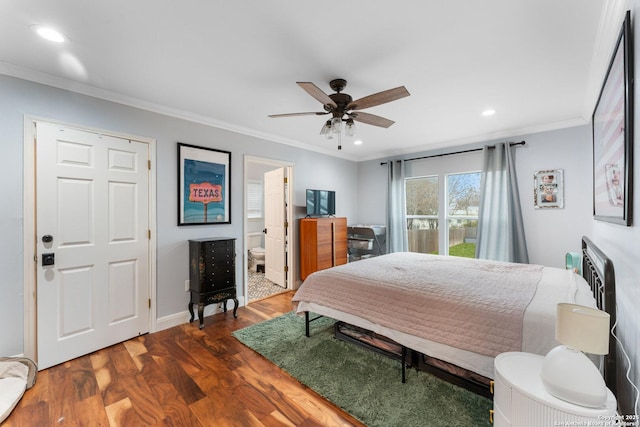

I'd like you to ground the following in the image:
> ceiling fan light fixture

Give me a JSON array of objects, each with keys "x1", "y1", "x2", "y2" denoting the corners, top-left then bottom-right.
[
  {"x1": 331, "y1": 116, "x2": 342, "y2": 133},
  {"x1": 320, "y1": 120, "x2": 331, "y2": 135},
  {"x1": 346, "y1": 119, "x2": 356, "y2": 137}
]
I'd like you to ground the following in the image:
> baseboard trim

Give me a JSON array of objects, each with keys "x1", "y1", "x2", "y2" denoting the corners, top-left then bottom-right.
[{"x1": 155, "y1": 296, "x2": 245, "y2": 332}]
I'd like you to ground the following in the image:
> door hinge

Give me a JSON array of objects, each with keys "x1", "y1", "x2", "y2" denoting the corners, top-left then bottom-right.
[
  {"x1": 284, "y1": 221, "x2": 288, "y2": 228},
  {"x1": 284, "y1": 265, "x2": 289, "y2": 272},
  {"x1": 148, "y1": 160, "x2": 151, "y2": 170},
  {"x1": 148, "y1": 230, "x2": 151, "y2": 239},
  {"x1": 148, "y1": 298, "x2": 151, "y2": 309},
  {"x1": 283, "y1": 177, "x2": 288, "y2": 184}
]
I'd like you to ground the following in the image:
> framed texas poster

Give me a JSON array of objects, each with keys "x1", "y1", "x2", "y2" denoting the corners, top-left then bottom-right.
[{"x1": 178, "y1": 143, "x2": 231, "y2": 225}]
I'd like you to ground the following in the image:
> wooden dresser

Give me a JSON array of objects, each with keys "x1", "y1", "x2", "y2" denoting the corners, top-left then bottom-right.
[
  {"x1": 188, "y1": 237, "x2": 238, "y2": 329},
  {"x1": 299, "y1": 217, "x2": 347, "y2": 280}
]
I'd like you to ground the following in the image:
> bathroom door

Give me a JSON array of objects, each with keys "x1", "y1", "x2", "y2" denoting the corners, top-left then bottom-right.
[{"x1": 264, "y1": 167, "x2": 287, "y2": 287}]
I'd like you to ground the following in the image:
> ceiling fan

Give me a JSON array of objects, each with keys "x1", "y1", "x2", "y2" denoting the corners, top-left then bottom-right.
[{"x1": 269, "y1": 79, "x2": 410, "y2": 148}]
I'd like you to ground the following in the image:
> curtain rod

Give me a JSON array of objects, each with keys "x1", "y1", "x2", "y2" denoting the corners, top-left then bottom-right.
[{"x1": 379, "y1": 140, "x2": 526, "y2": 165}]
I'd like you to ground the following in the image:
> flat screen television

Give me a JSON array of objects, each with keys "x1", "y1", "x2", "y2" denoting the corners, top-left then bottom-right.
[{"x1": 306, "y1": 189, "x2": 335, "y2": 217}]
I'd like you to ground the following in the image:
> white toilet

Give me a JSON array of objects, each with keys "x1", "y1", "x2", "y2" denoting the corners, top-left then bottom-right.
[{"x1": 249, "y1": 247, "x2": 265, "y2": 272}]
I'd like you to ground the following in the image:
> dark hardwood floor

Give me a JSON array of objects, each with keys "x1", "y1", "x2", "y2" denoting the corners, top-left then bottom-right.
[{"x1": 5, "y1": 292, "x2": 364, "y2": 426}]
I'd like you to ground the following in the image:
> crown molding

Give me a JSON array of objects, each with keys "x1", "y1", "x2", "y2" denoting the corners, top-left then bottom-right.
[
  {"x1": 355, "y1": 116, "x2": 588, "y2": 162},
  {"x1": 0, "y1": 61, "x2": 359, "y2": 162}
]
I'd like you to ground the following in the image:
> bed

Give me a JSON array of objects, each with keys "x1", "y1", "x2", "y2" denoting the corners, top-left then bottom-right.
[{"x1": 292, "y1": 236, "x2": 617, "y2": 399}]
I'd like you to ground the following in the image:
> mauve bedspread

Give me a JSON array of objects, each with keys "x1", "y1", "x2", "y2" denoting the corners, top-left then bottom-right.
[{"x1": 292, "y1": 252, "x2": 544, "y2": 357}]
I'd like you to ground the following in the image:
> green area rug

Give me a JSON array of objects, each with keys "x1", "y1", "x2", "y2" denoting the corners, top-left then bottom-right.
[{"x1": 233, "y1": 312, "x2": 492, "y2": 427}]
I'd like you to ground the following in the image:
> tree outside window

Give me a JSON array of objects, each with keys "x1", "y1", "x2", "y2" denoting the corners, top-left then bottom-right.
[
  {"x1": 405, "y1": 176, "x2": 439, "y2": 253},
  {"x1": 447, "y1": 173, "x2": 480, "y2": 258}
]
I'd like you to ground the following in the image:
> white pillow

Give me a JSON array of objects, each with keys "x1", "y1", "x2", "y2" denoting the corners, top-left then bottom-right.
[{"x1": 0, "y1": 362, "x2": 29, "y2": 423}]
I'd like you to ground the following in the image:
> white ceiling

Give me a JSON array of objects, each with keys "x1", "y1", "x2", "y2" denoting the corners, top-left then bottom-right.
[{"x1": 0, "y1": 1, "x2": 624, "y2": 161}]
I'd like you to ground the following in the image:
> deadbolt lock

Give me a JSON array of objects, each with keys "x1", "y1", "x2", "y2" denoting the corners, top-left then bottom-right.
[{"x1": 42, "y1": 253, "x2": 55, "y2": 266}]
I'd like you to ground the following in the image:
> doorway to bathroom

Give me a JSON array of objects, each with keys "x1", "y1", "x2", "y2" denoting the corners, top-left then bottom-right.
[{"x1": 244, "y1": 155, "x2": 294, "y2": 303}]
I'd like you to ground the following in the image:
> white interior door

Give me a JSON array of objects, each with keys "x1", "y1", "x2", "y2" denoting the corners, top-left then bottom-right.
[
  {"x1": 264, "y1": 167, "x2": 287, "y2": 287},
  {"x1": 36, "y1": 122, "x2": 150, "y2": 369}
]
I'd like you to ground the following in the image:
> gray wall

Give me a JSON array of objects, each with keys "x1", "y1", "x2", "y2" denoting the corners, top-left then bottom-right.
[
  {"x1": 0, "y1": 74, "x2": 358, "y2": 357},
  {"x1": 357, "y1": 125, "x2": 592, "y2": 268},
  {"x1": 589, "y1": 2, "x2": 640, "y2": 414}
]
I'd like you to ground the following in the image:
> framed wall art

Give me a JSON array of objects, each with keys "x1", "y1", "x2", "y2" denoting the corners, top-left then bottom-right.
[
  {"x1": 178, "y1": 143, "x2": 231, "y2": 225},
  {"x1": 592, "y1": 11, "x2": 633, "y2": 226},
  {"x1": 534, "y1": 169, "x2": 564, "y2": 209}
]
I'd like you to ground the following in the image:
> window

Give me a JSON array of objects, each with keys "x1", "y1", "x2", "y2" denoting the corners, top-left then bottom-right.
[
  {"x1": 405, "y1": 172, "x2": 480, "y2": 257},
  {"x1": 405, "y1": 176, "x2": 439, "y2": 253},
  {"x1": 247, "y1": 180, "x2": 263, "y2": 219}
]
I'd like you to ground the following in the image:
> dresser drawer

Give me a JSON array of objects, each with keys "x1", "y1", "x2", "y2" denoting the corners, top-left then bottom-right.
[
  {"x1": 196, "y1": 287, "x2": 236, "y2": 303},
  {"x1": 493, "y1": 372, "x2": 512, "y2": 422},
  {"x1": 202, "y1": 274, "x2": 234, "y2": 292},
  {"x1": 493, "y1": 405, "x2": 511, "y2": 427}
]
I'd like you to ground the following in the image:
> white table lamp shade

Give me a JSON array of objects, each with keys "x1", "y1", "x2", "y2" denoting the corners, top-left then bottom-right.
[{"x1": 556, "y1": 303, "x2": 610, "y2": 354}]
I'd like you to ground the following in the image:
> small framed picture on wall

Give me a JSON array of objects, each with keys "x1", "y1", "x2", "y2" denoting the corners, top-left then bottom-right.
[{"x1": 534, "y1": 169, "x2": 564, "y2": 209}]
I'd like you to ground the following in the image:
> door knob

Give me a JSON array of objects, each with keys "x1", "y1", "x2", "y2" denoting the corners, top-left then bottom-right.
[{"x1": 42, "y1": 235, "x2": 53, "y2": 243}]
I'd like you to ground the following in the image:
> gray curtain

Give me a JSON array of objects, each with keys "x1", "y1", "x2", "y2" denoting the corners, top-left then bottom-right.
[
  {"x1": 475, "y1": 143, "x2": 529, "y2": 263},
  {"x1": 386, "y1": 160, "x2": 408, "y2": 253}
]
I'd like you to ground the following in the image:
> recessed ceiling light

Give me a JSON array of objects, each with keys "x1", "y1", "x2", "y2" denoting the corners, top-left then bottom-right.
[
  {"x1": 32, "y1": 25, "x2": 66, "y2": 43},
  {"x1": 482, "y1": 109, "x2": 496, "y2": 117},
  {"x1": 354, "y1": 140, "x2": 363, "y2": 145}
]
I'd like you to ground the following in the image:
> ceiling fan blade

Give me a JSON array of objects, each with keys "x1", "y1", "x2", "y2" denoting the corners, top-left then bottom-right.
[
  {"x1": 347, "y1": 86, "x2": 410, "y2": 110},
  {"x1": 297, "y1": 82, "x2": 338, "y2": 109},
  {"x1": 350, "y1": 111, "x2": 395, "y2": 128},
  {"x1": 268, "y1": 111, "x2": 328, "y2": 118}
]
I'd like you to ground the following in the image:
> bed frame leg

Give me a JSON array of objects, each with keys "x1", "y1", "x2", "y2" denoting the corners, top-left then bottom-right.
[
  {"x1": 305, "y1": 312, "x2": 310, "y2": 337},
  {"x1": 303, "y1": 311, "x2": 324, "y2": 337},
  {"x1": 401, "y1": 346, "x2": 407, "y2": 383}
]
